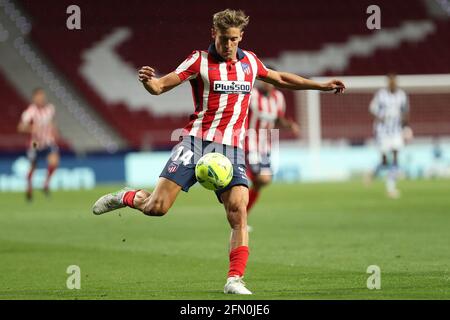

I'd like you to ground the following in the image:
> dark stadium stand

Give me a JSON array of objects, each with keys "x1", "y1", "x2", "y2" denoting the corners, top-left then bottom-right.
[
  {"x1": 11, "y1": 0, "x2": 450, "y2": 148},
  {"x1": 342, "y1": 20, "x2": 450, "y2": 76},
  {"x1": 0, "y1": 71, "x2": 29, "y2": 152}
]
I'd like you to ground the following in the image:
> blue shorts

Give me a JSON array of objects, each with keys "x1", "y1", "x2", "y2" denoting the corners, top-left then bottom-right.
[
  {"x1": 247, "y1": 152, "x2": 272, "y2": 177},
  {"x1": 160, "y1": 136, "x2": 248, "y2": 202},
  {"x1": 27, "y1": 144, "x2": 59, "y2": 163}
]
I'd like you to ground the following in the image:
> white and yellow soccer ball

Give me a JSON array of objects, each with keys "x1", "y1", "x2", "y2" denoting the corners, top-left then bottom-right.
[{"x1": 195, "y1": 153, "x2": 233, "y2": 190}]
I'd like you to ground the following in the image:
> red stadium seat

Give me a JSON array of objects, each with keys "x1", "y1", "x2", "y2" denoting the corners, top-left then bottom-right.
[{"x1": 17, "y1": 0, "x2": 450, "y2": 145}]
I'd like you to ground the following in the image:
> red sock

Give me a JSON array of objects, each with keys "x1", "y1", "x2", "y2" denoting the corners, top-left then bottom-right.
[
  {"x1": 247, "y1": 188, "x2": 260, "y2": 212},
  {"x1": 228, "y1": 246, "x2": 249, "y2": 278},
  {"x1": 122, "y1": 190, "x2": 138, "y2": 208},
  {"x1": 44, "y1": 165, "x2": 56, "y2": 189}
]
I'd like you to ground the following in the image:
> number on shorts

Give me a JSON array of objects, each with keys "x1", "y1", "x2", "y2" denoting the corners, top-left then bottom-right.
[{"x1": 171, "y1": 146, "x2": 193, "y2": 166}]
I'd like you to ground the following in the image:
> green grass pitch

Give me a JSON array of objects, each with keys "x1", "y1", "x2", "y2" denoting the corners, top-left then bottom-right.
[{"x1": 0, "y1": 180, "x2": 449, "y2": 299}]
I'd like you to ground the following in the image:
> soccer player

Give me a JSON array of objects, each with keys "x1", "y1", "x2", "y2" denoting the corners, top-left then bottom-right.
[
  {"x1": 92, "y1": 9, "x2": 345, "y2": 294},
  {"x1": 246, "y1": 76, "x2": 300, "y2": 215},
  {"x1": 369, "y1": 74, "x2": 411, "y2": 198},
  {"x1": 17, "y1": 88, "x2": 60, "y2": 201}
]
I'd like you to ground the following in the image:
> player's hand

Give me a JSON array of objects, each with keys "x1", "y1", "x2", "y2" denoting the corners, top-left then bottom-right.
[
  {"x1": 290, "y1": 122, "x2": 300, "y2": 137},
  {"x1": 322, "y1": 79, "x2": 346, "y2": 94},
  {"x1": 403, "y1": 126, "x2": 414, "y2": 143},
  {"x1": 138, "y1": 66, "x2": 156, "y2": 83}
]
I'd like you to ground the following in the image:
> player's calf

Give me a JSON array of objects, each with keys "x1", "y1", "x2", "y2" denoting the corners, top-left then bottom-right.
[
  {"x1": 131, "y1": 182, "x2": 179, "y2": 216},
  {"x1": 225, "y1": 199, "x2": 248, "y2": 229},
  {"x1": 223, "y1": 187, "x2": 249, "y2": 249},
  {"x1": 139, "y1": 193, "x2": 171, "y2": 217},
  {"x1": 119, "y1": 189, "x2": 168, "y2": 216}
]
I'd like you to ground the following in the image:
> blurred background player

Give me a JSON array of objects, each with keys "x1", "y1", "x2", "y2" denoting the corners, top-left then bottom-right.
[
  {"x1": 246, "y1": 74, "x2": 300, "y2": 220},
  {"x1": 369, "y1": 74, "x2": 412, "y2": 198},
  {"x1": 17, "y1": 88, "x2": 60, "y2": 201}
]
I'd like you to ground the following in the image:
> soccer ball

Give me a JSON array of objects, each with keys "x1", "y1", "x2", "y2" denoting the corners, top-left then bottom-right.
[{"x1": 195, "y1": 153, "x2": 233, "y2": 190}]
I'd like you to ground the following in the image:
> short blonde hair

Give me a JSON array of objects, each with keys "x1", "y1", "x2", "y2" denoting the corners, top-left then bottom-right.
[{"x1": 212, "y1": 9, "x2": 250, "y2": 32}]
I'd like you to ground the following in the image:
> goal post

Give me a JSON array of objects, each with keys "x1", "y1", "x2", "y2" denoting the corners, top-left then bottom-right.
[{"x1": 296, "y1": 74, "x2": 450, "y2": 150}]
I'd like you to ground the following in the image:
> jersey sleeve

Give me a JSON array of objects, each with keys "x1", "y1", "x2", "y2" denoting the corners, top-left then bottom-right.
[
  {"x1": 254, "y1": 53, "x2": 269, "y2": 78},
  {"x1": 247, "y1": 51, "x2": 269, "y2": 79},
  {"x1": 174, "y1": 51, "x2": 201, "y2": 82}
]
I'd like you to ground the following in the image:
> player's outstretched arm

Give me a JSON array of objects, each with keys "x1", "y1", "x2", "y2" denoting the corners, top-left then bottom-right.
[
  {"x1": 261, "y1": 69, "x2": 345, "y2": 94},
  {"x1": 138, "y1": 66, "x2": 182, "y2": 95}
]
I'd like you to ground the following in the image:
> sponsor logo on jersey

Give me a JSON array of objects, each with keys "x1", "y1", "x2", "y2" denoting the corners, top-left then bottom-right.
[{"x1": 213, "y1": 81, "x2": 251, "y2": 94}]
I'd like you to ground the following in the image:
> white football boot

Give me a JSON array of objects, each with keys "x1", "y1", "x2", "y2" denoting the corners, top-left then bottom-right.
[
  {"x1": 223, "y1": 276, "x2": 252, "y2": 295},
  {"x1": 92, "y1": 187, "x2": 133, "y2": 215}
]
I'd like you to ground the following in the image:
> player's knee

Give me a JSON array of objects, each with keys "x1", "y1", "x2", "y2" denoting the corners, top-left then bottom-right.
[
  {"x1": 228, "y1": 196, "x2": 247, "y2": 211},
  {"x1": 48, "y1": 153, "x2": 59, "y2": 166},
  {"x1": 257, "y1": 175, "x2": 271, "y2": 186},
  {"x1": 229, "y1": 202, "x2": 246, "y2": 214}
]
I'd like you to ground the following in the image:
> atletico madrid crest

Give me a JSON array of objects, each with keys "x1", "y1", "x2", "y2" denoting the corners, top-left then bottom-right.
[
  {"x1": 241, "y1": 62, "x2": 251, "y2": 75},
  {"x1": 168, "y1": 162, "x2": 179, "y2": 173}
]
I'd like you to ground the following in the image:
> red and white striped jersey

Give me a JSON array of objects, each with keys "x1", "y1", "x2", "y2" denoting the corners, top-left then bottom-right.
[
  {"x1": 174, "y1": 44, "x2": 269, "y2": 149},
  {"x1": 20, "y1": 103, "x2": 56, "y2": 148},
  {"x1": 246, "y1": 88, "x2": 286, "y2": 157}
]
